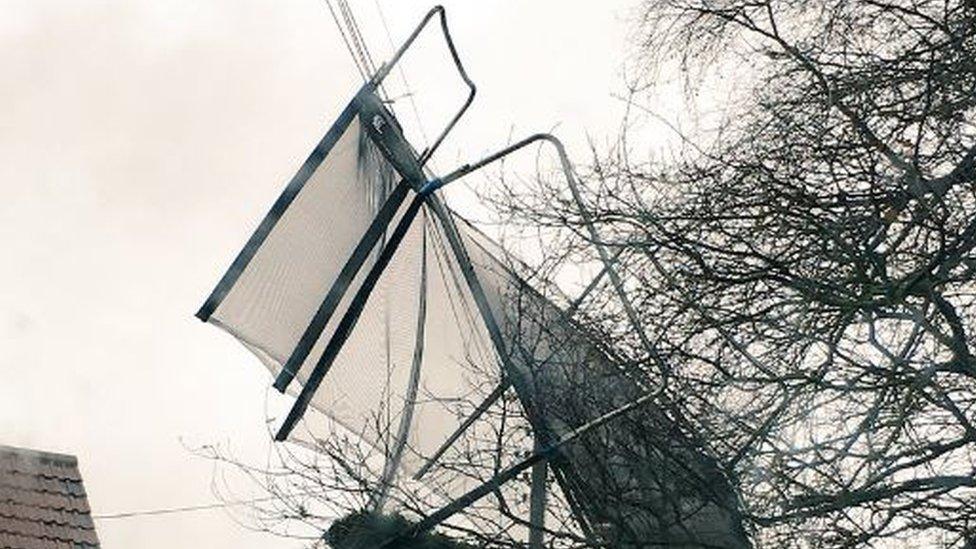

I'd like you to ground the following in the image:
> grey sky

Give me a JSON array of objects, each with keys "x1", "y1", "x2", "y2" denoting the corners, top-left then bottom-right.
[{"x1": 0, "y1": 1, "x2": 638, "y2": 547}]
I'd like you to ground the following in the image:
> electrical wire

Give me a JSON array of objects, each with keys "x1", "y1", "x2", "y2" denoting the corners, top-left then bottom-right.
[
  {"x1": 337, "y1": 0, "x2": 377, "y2": 76},
  {"x1": 325, "y1": 0, "x2": 403, "y2": 119},
  {"x1": 91, "y1": 496, "x2": 280, "y2": 520},
  {"x1": 324, "y1": 0, "x2": 368, "y2": 82},
  {"x1": 336, "y1": 0, "x2": 373, "y2": 75}
]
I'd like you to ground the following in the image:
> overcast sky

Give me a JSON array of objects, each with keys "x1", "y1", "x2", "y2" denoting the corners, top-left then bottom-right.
[{"x1": 1, "y1": 1, "x2": 643, "y2": 547}]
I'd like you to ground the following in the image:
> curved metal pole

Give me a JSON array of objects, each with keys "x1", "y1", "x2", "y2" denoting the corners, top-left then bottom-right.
[
  {"x1": 425, "y1": 133, "x2": 665, "y2": 378},
  {"x1": 371, "y1": 5, "x2": 477, "y2": 166},
  {"x1": 371, "y1": 224, "x2": 428, "y2": 511}
]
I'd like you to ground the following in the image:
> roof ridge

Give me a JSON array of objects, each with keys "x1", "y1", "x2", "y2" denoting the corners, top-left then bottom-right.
[{"x1": 0, "y1": 445, "x2": 78, "y2": 467}]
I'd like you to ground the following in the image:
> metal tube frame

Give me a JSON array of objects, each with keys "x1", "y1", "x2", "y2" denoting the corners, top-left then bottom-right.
[
  {"x1": 276, "y1": 131, "x2": 639, "y2": 544},
  {"x1": 372, "y1": 5, "x2": 476, "y2": 166},
  {"x1": 272, "y1": 5, "x2": 656, "y2": 542}
]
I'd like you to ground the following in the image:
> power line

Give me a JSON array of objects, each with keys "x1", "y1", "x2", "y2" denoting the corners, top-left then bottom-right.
[
  {"x1": 325, "y1": 0, "x2": 399, "y2": 116},
  {"x1": 337, "y1": 0, "x2": 377, "y2": 76},
  {"x1": 324, "y1": 0, "x2": 368, "y2": 82},
  {"x1": 324, "y1": 0, "x2": 448, "y2": 172},
  {"x1": 91, "y1": 495, "x2": 282, "y2": 520}
]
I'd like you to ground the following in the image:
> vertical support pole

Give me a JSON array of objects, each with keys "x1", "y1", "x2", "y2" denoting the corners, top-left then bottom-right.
[
  {"x1": 433, "y1": 133, "x2": 662, "y2": 374},
  {"x1": 528, "y1": 435, "x2": 548, "y2": 549}
]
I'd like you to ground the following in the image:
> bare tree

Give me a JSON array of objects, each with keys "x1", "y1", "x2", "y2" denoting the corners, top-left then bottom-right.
[
  {"x1": 201, "y1": 2, "x2": 975, "y2": 547},
  {"x1": 485, "y1": 0, "x2": 976, "y2": 546}
]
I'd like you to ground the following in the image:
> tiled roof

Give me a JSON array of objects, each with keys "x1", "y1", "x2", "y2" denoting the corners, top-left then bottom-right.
[{"x1": 0, "y1": 446, "x2": 99, "y2": 549}]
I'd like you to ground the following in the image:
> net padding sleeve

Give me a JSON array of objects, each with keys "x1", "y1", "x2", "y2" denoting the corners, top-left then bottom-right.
[
  {"x1": 206, "y1": 116, "x2": 390, "y2": 369},
  {"x1": 199, "y1": 85, "x2": 424, "y2": 394}
]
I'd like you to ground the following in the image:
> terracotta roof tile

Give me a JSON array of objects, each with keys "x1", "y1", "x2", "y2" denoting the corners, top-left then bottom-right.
[{"x1": 0, "y1": 446, "x2": 99, "y2": 549}]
